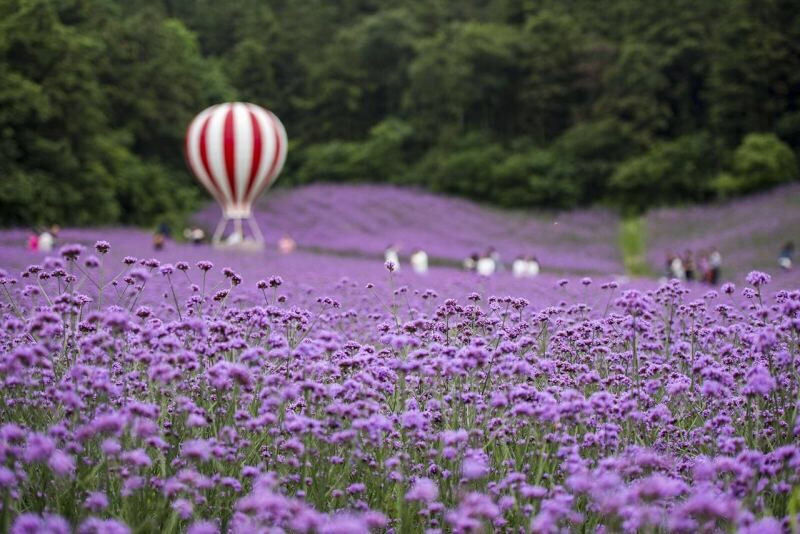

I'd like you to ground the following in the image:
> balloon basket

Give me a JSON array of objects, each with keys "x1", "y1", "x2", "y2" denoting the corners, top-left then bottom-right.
[{"x1": 211, "y1": 215, "x2": 265, "y2": 251}]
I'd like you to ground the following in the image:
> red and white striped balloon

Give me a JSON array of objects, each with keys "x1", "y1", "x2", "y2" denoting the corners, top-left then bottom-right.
[{"x1": 185, "y1": 102, "x2": 287, "y2": 218}]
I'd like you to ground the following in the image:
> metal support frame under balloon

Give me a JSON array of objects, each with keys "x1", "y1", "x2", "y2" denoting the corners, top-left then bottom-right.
[{"x1": 211, "y1": 214, "x2": 265, "y2": 250}]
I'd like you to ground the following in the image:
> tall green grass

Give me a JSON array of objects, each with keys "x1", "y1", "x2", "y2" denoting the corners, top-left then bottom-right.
[{"x1": 619, "y1": 216, "x2": 653, "y2": 277}]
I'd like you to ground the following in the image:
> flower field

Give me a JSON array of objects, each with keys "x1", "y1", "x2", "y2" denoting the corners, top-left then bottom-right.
[
  {"x1": 195, "y1": 184, "x2": 623, "y2": 275},
  {"x1": 646, "y1": 183, "x2": 800, "y2": 281},
  {"x1": 1, "y1": 211, "x2": 800, "y2": 533}
]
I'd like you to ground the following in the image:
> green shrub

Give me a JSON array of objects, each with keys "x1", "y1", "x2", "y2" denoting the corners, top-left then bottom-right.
[
  {"x1": 713, "y1": 133, "x2": 799, "y2": 197},
  {"x1": 609, "y1": 133, "x2": 716, "y2": 213}
]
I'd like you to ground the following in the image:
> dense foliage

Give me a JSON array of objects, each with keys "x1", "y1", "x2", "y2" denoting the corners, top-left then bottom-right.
[
  {"x1": 1, "y1": 0, "x2": 799, "y2": 225},
  {"x1": 1, "y1": 237, "x2": 800, "y2": 532}
]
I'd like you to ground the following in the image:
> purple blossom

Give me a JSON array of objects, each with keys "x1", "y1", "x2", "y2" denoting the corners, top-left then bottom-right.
[
  {"x1": 745, "y1": 271, "x2": 771, "y2": 287},
  {"x1": 84, "y1": 491, "x2": 109, "y2": 512},
  {"x1": 24, "y1": 433, "x2": 55, "y2": 463},
  {"x1": 181, "y1": 439, "x2": 212, "y2": 462},
  {"x1": 406, "y1": 477, "x2": 438, "y2": 502}
]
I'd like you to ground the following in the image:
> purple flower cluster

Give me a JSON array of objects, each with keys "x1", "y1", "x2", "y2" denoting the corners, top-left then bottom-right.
[{"x1": 0, "y1": 236, "x2": 799, "y2": 532}]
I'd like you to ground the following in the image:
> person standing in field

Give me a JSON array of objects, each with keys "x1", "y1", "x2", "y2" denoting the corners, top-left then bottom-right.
[
  {"x1": 709, "y1": 248, "x2": 722, "y2": 284},
  {"x1": 526, "y1": 255, "x2": 541, "y2": 277},
  {"x1": 38, "y1": 227, "x2": 54, "y2": 252},
  {"x1": 27, "y1": 231, "x2": 39, "y2": 252},
  {"x1": 670, "y1": 254, "x2": 685, "y2": 280},
  {"x1": 683, "y1": 250, "x2": 695, "y2": 281},
  {"x1": 512, "y1": 255, "x2": 527, "y2": 278},
  {"x1": 779, "y1": 241, "x2": 795, "y2": 270},
  {"x1": 476, "y1": 251, "x2": 496, "y2": 277},
  {"x1": 153, "y1": 232, "x2": 165, "y2": 250},
  {"x1": 664, "y1": 252, "x2": 675, "y2": 279},
  {"x1": 698, "y1": 252, "x2": 711, "y2": 284},
  {"x1": 278, "y1": 235, "x2": 296, "y2": 254},
  {"x1": 410, "y1": 248, "x2": 429, "y2": 274}
]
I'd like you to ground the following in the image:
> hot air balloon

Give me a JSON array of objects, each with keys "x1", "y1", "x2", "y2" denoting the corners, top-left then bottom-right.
[{"x1": 185, "y1": 102, "x2": 287, "y2": 247}]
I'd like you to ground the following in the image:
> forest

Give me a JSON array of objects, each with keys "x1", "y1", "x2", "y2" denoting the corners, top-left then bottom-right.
[{"x1": 0, "y1": 0, "x2": 798, "y2": 226}]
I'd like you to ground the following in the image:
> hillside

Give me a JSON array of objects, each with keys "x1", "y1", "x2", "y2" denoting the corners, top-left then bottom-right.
[
  {"x1": 646, "y1": 184, "x2": 800, "y2": 281},
  {"x1": 196, "y1": 184, "x2": 623, "y2": 275}
]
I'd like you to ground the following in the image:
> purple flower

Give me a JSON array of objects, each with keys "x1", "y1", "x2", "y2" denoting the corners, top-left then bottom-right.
[
  {"x1": 172, "y1": 498, "x2": 194, "y2": 519},
  {"x1": 77, "y1": 517, "x2": 131, "y2": 534},
  {"x1": 740, "y1": 517, "x2": 782, "y2": 534},
  {"x1": 121, "y1": 449, "x2": 152, "y2": 468},
  {"x1": 0, "y1": 466, "x2": 15, "y2": 488},
  {"x1": 48, "y1": 450, "x2": 75, "y2": 477},
  {"x1": 84, "y1": 491, "x2": 109, "y2": 512},
  {"x1": 84, "y1": 256, "x2": 100, "y2": 268},
  {"x1": 59, "y1": 244, "x2": 84, "y2": 260},
  {"x1": 745, "y1": 271, "x2": 771, "y2": 287},
  {"x1": 406, "y1": 477, "x2": 438, "y2": 502},
  {"x1": 347, "y1": 483, "x2": 366, "y2": 495},
  {"x1": 187, "y1": 521, "x2": 219, "y2": 534},
  {"x1": 12, "y1": 514, "x2": 70, "y2": 534},
  {"x1": 462, "y1": 451, "x2": 489, "y2": 480},
  {"x1": 744, "y1": 365, "x2": 776, "y2": 396},
  {"x1": 320, "y1": 514, "x2": 369, "y2": 534},
  {"x1": 721, "y1": 282, "x2": 735, "y2": 294},
  {"x1": 24, "y1": 433, "x2": 55, "y2": 463},
  {"x1": 94, "y1": 241, "x2": 111, "y2": 254},
  {"x1": 181, "y1": 439, "x2": 212, "y2": 462}
]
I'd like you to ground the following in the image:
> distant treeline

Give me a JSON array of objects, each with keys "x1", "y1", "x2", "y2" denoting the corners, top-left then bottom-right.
[{"x1": 1, "y1": 0, "x2": 799, "y2": 226}]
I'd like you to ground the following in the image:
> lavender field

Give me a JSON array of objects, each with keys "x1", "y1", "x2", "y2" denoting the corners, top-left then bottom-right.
[
  {"x1": 196, "y1": 184, "x2": 623, "y2": 275},
  {"x1": 646, "y1": 184, "x2": 800, "y2": 282},
  {"x1": 1, "y1": 188, "x2": 800, "y2": 534}
]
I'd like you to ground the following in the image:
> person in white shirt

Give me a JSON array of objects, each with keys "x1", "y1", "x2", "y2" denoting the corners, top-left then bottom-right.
[
  {"x1": 526, "y1": 256, "x2": 541, "y2": 277},
  {"x1": 670, "y1": 256, "x2": 686, "y2": 280},
  {"x1": 38, "y1": 230, "x2": 54, "y2": 252},
  {"x1": 512, "y1": 255, "x2": 527, "y2": 278},
  {"x1": 384, "y1": 245, "x2": 400, "y2": 271},
  {"x1": 410, "y1": 249, "x2": 428, "y2": 274},
  {"x1": 476, "y1": 254, "x2": 495, "y2": 277}
]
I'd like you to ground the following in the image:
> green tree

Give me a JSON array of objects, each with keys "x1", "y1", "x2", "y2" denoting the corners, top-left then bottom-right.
[
  {"x1": 553, "y1": 119, "x2": 641, "y2": 203},
  {"x1": 515, "y1": 11, "x2": 587, "y2": 142},
  {"x1": 708, "y1": 0, "x2": 800, "y2": 145},
  {"x1": 609, "y1": 133, "x2": 717, "y2": 212},
  {"x1": 713, "y1": 133, "x2": 799, "y2": 196},
  {"x1": 404, "y1": 22, "x2": 522, "y2": 142},
  {"x1": 491, "y1": 147, "x2": 579, "y2": 208},
  {"x1": 0, "y1": 0, "x2": 119, "y2": 225}
]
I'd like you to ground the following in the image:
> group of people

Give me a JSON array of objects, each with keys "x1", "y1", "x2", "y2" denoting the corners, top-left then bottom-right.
[
  {"x1": 182, "y1": 226, "x2": 206, "y2": 245},
  {"x1": 27, "y1": 225, "x2": 60, "y2": 252},
  {"x1": 664, "y1": 249, "x2": 722, "y2": 284},
  {"x1": 384, "y1": 245, "x2": 429, "y2": 274},
  {"x1": 463, "y1": 249, "x2": 541, "y2": 278},
  {"x1": 156, "y1": 224, "x2": 207, "y2": 250},
  {"x1": 463, "y1": 248, "x2": 501, "y2": 277},
  {"x1": 512, "y1": 255, "x2": 541, "y2": 278}
]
